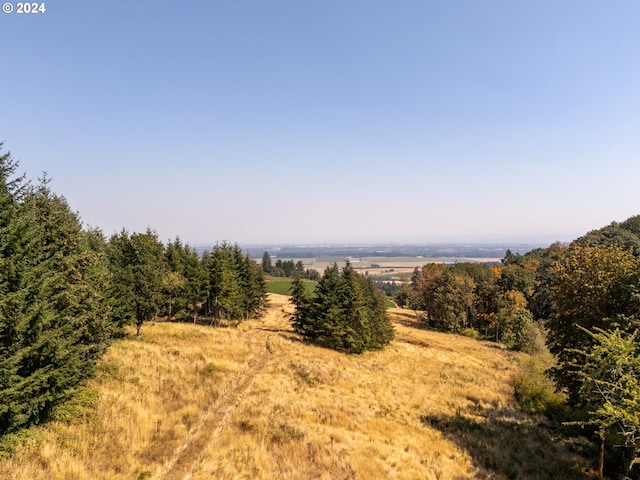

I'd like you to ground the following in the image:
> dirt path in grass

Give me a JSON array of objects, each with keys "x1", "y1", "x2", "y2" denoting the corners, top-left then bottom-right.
[{"x1": 155, "y1": 330, "x2": 271, "y2": 480}]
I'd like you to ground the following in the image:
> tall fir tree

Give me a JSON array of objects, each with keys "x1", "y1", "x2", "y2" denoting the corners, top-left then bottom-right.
[
  {"x1": 106, "y1": 229, "x2": 166, "y2": 336},
  {"x1": 0, "y1": 152, "x2": 110, "y2": 434}
]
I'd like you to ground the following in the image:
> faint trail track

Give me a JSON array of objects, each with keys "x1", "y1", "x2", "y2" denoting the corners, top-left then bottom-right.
[{"x1": 155, "y1": 330, "x2": 271, "y2": 480}]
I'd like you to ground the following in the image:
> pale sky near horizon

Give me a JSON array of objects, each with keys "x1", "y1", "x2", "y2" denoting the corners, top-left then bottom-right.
[{"x1": 2, "y1": 1, "x2": 639, "y2": 246}]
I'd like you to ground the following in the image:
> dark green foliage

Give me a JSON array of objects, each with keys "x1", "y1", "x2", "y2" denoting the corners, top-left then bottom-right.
[
  {"x1": 289, "y1": 272, "x2": 308, "y2": 335},
  {"x1": 423, "y1": 270, "x2": 477, "y2": 332},
  {"x1": 574, "y1": 328, "x2": 640, "y2": 478},
  {"x1": 371, "y1": 278, "x2": 401, "y2": 297},
  {"x1": 106, "y1": 229, "x2": 166, "y2": 336},
  {"x1": 240, "y1": 252, "x2": 269, "y2": 320},
  {"x1": 450, "y1": 263, "x2": 499, "y2": 330},
  {"x1": 261, "y1": 252, "x2": 318, "y2": 280},
  {"x1": 574, "y1": 223, "x2": 640, "y2": 257},
  {"x1": 498, "y1": 260, "x2": 537, "y2": 299},
  {"x1": 527, "y1": 243, "x2": 564, "y2": 322},
  {"x1": 393, "y1": 282, "x2": 413, "y2": 308},
  {"x1": 291, "y1": 262, "x2": 394, "y2": 353},
  {"x1": 180, "y1": 244, "x2": 208, "y2": 324},
  {"x1": 203, "y1": 243, "x2": 267, "y2": 325},
  {"x1": 261, "y1": 251, "x2": 272, "y2": 274},
  {"x1": 620, "y1": 215, "x2": 640, "y2": 239},
  {"x1": 162, "y1": 237, "x2": 188, "y2": 318},
  {"x1": 0, "y1": 147, "x2": 110, "y2": 435}
]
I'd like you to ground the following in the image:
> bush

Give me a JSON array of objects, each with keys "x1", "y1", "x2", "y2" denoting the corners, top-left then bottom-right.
[
  {"x1": 513, "y1": 353, "x2": 567, "y2": 418},
  {"x1": 460, "y1": 328, "x2": 480, "y2": 340}
]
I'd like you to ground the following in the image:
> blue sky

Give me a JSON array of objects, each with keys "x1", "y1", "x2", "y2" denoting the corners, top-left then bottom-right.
[{"x1": 2, "y1": 1, "x2": 639, "y2": 245}]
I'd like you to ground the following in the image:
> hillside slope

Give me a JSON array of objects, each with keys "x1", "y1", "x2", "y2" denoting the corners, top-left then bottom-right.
[{"x1": 0, "y1": 294, "x2": 591, "y2": 479}]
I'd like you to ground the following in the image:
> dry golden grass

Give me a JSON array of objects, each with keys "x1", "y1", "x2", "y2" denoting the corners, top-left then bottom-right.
[{"x1": 0, "y1": 295, "x2": 594, "y2": 480}]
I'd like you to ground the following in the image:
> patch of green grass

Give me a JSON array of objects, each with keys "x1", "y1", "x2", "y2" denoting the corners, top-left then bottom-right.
[
  {"x1": 267, "y1": 277, "x2": 395, "y2": 309},
  {"x1": 266, "y1": 277, "x2": 317, "y2": 296}
]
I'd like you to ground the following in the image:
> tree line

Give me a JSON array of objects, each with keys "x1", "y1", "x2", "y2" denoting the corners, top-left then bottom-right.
[
  {"x1": 396, "y1": 215, "x2": 640, "y2": 478},
  {"x1": 0, "y1": 145, "x2": 267, "y2": 436},
  {"x1": 261, "y1": 251, "x2": 320, "y2": 280}
]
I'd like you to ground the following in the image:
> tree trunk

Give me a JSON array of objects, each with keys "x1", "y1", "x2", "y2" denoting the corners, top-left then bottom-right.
[{"x1": 598, "y1": 432, "x2": 605, "y2": 479}]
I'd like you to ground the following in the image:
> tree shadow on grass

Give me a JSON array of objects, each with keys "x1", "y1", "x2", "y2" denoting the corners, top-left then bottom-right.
[
  {"x1": 420, "y1": 404, "x2": 597, "y2": 480},
  {"x1": 389, "y1": 309, "x2": 429, "y2": 329}
]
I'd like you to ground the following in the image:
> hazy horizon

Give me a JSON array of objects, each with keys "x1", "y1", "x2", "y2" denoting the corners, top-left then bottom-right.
[{"x1": 2, "y1": 1, "x2": 639, "y2": 245}]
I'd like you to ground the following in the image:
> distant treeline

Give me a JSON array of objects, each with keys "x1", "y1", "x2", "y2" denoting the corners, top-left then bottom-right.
[
  {"x1": 244, "y1": 244, "x2": 542, "y2": 260},
  {"x1": 260, "y1": 251, "x2": 320, "y2": 280}
]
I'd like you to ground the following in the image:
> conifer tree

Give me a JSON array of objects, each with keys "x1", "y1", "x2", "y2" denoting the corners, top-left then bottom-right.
[
  {"x1": 182, "y1": 246, "x2": 208, "y2": 324},
  {"x1": 261, "y1": 251, "x2": 272, "y2": 274},
  {"x1": 204, "y1": 243, "x2": 241, "y2": 325},
  {"x1": 289, "y1": 271, "x2": 309, "y2": 335},
  {"x1": 163, "y1": 237, "x2": 187, "y2": 318},
  {"x1": 0, "y1": 151, "x2": 110, "y2": 434},
  {"x1": 240, "y1": 253, "x2": 268, "y2": 320},
  {"x1": 202, "y1": 243, "x2": 266, "y2": 325},
  {"x1": 292, "y1": 262, "x2": 394, "y2": 353},
  {"x1": 106, "y1": 229, "x2": 166, "y2": 336}
]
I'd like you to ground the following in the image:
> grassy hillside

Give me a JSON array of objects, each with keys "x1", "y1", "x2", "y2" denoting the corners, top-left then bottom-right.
[{"x1": 0, "y1": 295, "x2": 593, "y2": 479}]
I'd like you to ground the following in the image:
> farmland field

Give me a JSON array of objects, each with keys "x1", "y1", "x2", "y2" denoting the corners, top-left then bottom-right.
[{"x1": 266, "y1": 256, "x2": 501, "y2": 277}]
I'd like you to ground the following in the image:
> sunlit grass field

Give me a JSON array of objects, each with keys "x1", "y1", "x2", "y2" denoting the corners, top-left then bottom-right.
[
  {"x1": 0, "y1": 295, "x2": 593, "y2": 479},
  {"x1": 265, "y1": 276, "x2": 317, "y2": 296}
]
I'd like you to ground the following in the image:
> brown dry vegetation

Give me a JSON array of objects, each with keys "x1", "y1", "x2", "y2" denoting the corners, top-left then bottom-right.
[{"x1": 0, "y1": 294, "x2": 593, "y2": 480}]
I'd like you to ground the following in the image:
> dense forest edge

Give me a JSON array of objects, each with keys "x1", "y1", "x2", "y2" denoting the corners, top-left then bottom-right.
[{"x1": 2, "y1": 143, "x2": 640, "y2": 478}]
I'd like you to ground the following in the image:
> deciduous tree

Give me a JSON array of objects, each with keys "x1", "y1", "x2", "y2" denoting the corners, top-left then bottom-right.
[{"x1": 546, "y1": 244, "x2": 640, "y2": 403}]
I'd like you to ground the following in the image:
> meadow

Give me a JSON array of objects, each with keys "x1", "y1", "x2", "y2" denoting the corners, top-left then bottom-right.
[
  {"x1": 264, "y1": 277, "x2": 317, "y2": 296},
  {"x1": 0, "y1": 294, "x2": 593, "y2": 480}
]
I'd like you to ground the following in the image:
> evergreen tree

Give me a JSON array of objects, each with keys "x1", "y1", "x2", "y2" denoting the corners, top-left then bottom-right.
[
  {"x1": 362, "y1": 275, "x2": 395, "y2": 349},
  {"x1": 0, "y1": 154, "x2": 110, "y2": 434},
  {"x1": 203, "y1": 243, "x2": 266, "y2": 325},
  {"x1": 291, "y1": 262, "x2": 394, "y2": 353},
  {"x1": 106, "y1": 229, "x2": 166, "y2": 336},
  {"x1": 204, "y1": 243, "x2": 242, "y2": 325},
  {"x1": 289, "y1": 271, "x2": 309, "y2": 335},
  {"x1": 576, "y1": 328, "x2": 640, "y2": 478},
  {"x1": 240, "y1": 253, "x2": 268, "y2": 320},
  {"x1": 261, "y1": 251, "x2": 272, "y2": 274},
  {"x1": 339, "y1": 262, "x2": 370, "y2": 353},
  {"x1": 163, "y1": 237, "x2": 187, "y2": 318},
  {"x1": 182, "y1": 245, "x2": 208, "y2": 324}
]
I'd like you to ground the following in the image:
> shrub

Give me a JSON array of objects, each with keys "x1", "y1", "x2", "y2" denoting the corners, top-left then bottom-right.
[{"x1": 513, "y1": 354, "x2": 567, "y2": 418}]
